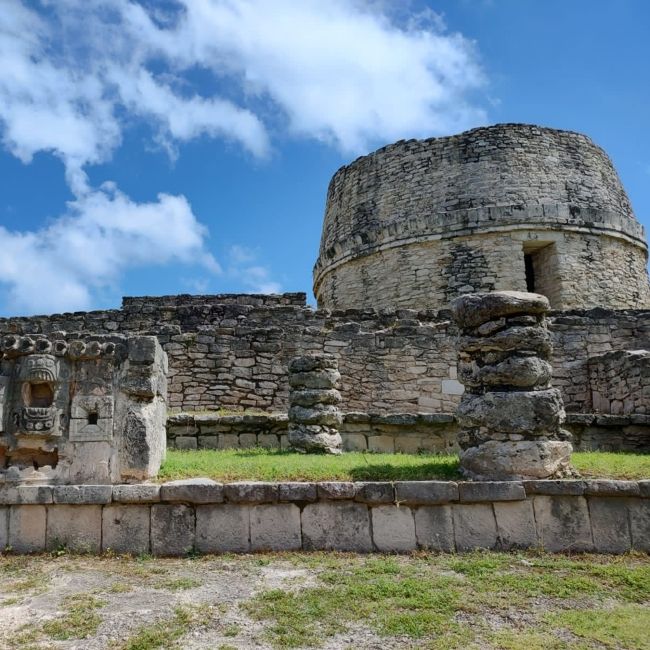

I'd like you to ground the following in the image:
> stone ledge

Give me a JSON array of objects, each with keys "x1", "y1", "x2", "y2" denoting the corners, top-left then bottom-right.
[{"x1": 459, "y1": 482, "x2": 526, "y2": 503}]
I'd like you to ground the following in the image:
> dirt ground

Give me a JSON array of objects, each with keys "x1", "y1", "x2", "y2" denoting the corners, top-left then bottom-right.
[{"x1": 1, "y1": 551, "x2": 649, "y2": 650}]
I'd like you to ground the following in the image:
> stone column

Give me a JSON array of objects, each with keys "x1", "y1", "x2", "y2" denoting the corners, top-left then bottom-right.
[
  {"x1": 450, "y1": 291, "x2": 573, "y2": 480},
  {"x1": 288, "y1": 354, "x2": 343, "y2": 454}
]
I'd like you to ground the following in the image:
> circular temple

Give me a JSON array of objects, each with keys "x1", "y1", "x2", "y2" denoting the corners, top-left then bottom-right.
[{"x1": 314, "y1": 123, "x2": 650, "y2": 311}]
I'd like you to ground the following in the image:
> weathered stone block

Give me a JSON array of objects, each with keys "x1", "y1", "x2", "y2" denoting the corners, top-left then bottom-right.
[
  {"x1": 251, "y1": 504, "x2": 301, "y2": 551},
  {"x1": 414, "y1": 506, "x2": 455, "y2": 551},
  {"x1": 302, "y1": 502, "x2": 372, "y2": 551},
  {"x1": 0, "y1": 485, "x2": 53, "y2": 505},
  {"x1": 343, "y1": 433, "x2": 367, "y2": 451},
  {"x1": 453, "y1": 504, "x2": 498, "y2": 551},
  {"x1": 196, "y1": 504, "x2": 250, "y2": 553},
  {"x1": 102, "y1": 505, "x2": 150, "y2": 554},
  {"x1": 47, "y1": 505, "x2": 102, "y2": 552},
  {"x1": 524, "y1": 480, "x2": 585, "y2": 496},
  {"x1": 459, "y1": 482, "x2": 526, "y2": 503},
  {"x1": 367, "y1": 435, "x2": 395, "y2": 453},
  {"x1": 151, "y1": 504, "x2": 195, "y2": 556},
  {"x1": 112, "y1": 484, "x2": 160, "y2": 503},
  {"x1": 317, "y1": 482, "x2": 357, "y2": 500},
  {"x1": 394, "y1": 481, "x2": 458, "y2": 505},
  {"x1": 372, "y1": 506, "x2": 416, "y2": 552},
  {"x1": 53, "y1": 485, "x2": 112, "y2": 504},
  {"x1": 257, "y1": 434, "x2": 280, "y2": 449},
  {"x1": 224, "y1": 482, "x2": 278, "y2": 503},
  {"x1": 160, "y1": 479, "x2": 224, "y2": 504},
  {"x1": 588, "y1": 497, "x2": 631, "y2": 554},
  {"x1": 451, "y1": 291, "x2": 550, "y2": 329},
  {"x1": 278, "y1": 482, "x2": 318, "y2": 502},
  {"x1": 0, "y1": 507, "x2": 7, "y2": 550},
  {"x1": 175, "y1": 436, "x2": 198, "y2": 450},
  {"x1": 9, "y1": 505, "x2": 46, "y2": 553},
  {"x1": 533, "y1": 496, "x2": 593, "y2": 552},
  {"x1": 355, "y1": 482, "x2": 395, "y2": 504},
  {"x1": 198, "y1": 435, "x2": 219, "y2": 449},
  {"x1": 494, "y1": 500, "x2": 538, "y2": 549},
  {"x1": 584, "y1": 480, "x2": 641, "y2": 497},
  {"x1": 629, "y1": 499, "x2": 650, "y2": 552}
]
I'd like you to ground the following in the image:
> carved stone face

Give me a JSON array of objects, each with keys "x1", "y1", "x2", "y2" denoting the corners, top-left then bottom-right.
[{"x1": 17, "y1": 354, "x2": 58, "y2": 435}]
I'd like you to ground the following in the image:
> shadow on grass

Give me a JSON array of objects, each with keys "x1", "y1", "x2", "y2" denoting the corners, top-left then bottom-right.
[{"x1": 347, "y1": 461, "x2": 460, "y2": 481}]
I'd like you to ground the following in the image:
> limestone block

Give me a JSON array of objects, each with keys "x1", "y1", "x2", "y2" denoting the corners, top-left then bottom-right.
[
  {"x1": 367, "y1": 435, "x2": 395, "y2": 453},
  {"x1": 160, "y1": 479, "x2": 224, "y2": 504},
  {"x1": 494, "y1": 500, "x2": 538, "y2": 549},
  {"x1": 224, "y1": 482, "x2": 278, "y2": 503},
  {"x1": 257, "y1": 434, "x2": 280, "y2": 449},
  {"x1": 318, "y1": 482, "x2": 357, "y2": 500},
  {"x1": 459, "y1": 482, "x2": 526, "y2": 503},
  {"x1": 102, "y1": 505, "x2": 150, "y2": 554},
  {"x1": 291, "y1": 389, "x2": 341, "y2": 407},
  {"x1": 450, "y1": 291, "x2": 550, "y2": 329},
  {"x1": 218, "y1": 434, "x2": 239, "y2": 449},
  {"x1": 355, "y1": 482, "x2": 395, "y2": 504},
  {"x1": 175, "y1": 436, "x2": 198, "y2": 450},
  {"x1": 524, "y1": 480, "x2": 585, "y2": 495},
  {"x1": 278, "y1": 482, "x2": 318, "y2": 502},
  {"x1": 629, "y1": 499, "x2": 650, "y2": 552},
  {"x1": 394, "y1": 481, "x2": 459, "y2": 505},
  {"x1": 251, "y1": 504, "x2": 301, "y2": 551},
  {"x1": 414, "y1": 506, "x2": 455, "y2": 551},
  {"x1": 588, "y1": 497, "x2": 631, "y2": 554},
  {"x1": 9, "y1": 505, "x2": 46, "y2": 553},
  {"x1": 288, "y1": 355, "x2": 338, "y2": 373},
  {"x1": 112, "y1": 484, "x2": 160, "y2": 503},
  {"x1": 372, "y1": 506, "x2": 416, "y2": 552},
  {"x1": 288, "y1": 405, "x2": 343, "y2": 427},
  {"x1": 301, "y1": 502, "x2": 372, "y2": 551},
  {"x1": 461, "y1": 357, "x2": 552, "y2": 390},
  {"x1": 342, "y1": 433, "x2": 368, "y2": 452},
  {"x1": 150, "y1": 504, "x2": 195, "y2": 556},
  {"x1": 0, "y1": 507, "x2": 7, "y2": 550},
  {"x1": 47, "y1": 505, "x2": 102, "y2": 552},
  {"x1": 288, "y1": 424, "x2": 342, "y2": 454},
  {"x1": 288, "y1": 369, "x2": 341, "y2": 389},
  {"x1": 456, "y1": 389, "x2": 564, "y2": 434},
  {"x1": 441, "y1": 379, "x2": 465, "y2": 395},
  {"x1": 239, "y1": 433, "x2": 258, "y2": 449},
  {"x1": 0, "y1": 485, "x2": 53, "y2": 505},
  {"x1": 459, "y1": 326, "x2": 552, "y2": 358},
  {"x1": 198, "y1": 435, "x2": 219, "y2": 449},
  {"x1": 453, "y1": 504, "x2": 498, "y2": 551},
  {"x1": 196, "y1": 504, "x2": 250, "y2": 553},
  {"x1": 53, "y1": 485, "x2": 112, "y2": 504},
  {"x1": 533, "y1": 496, "x2": 593, "y2": 552},
  {"x1": 461, "y1": 440, "x2": 573, "y2": 481}
]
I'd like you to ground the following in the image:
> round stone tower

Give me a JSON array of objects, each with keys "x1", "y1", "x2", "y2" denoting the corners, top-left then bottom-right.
[{"x1": 314, "y1": 124, "x2": 650, "y2": 311}]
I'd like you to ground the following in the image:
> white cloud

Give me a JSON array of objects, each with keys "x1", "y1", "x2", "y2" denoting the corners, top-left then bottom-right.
[
  {"x1": 226, "y1": 246, "x2": 282, "y2": 294},
  {"x1": 0, "y1": 0, "x2": 487, "y2": 313},
  {"x1": 0, "y1": 184, "x2": 219, "y2": 314}
]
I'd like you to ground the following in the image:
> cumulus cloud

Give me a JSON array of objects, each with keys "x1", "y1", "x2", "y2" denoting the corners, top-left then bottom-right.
[
  {"x1": 0, "y1": 184, "x2": 219, "y2": 313},
  {"x1": 226, "y1": 245, "x2": 282, "y2": 294},
  {"x1": 0, "y1": 0, "x2": 486, "y2": 313}
]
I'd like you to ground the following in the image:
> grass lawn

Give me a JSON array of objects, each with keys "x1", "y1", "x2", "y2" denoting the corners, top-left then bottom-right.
[{"x1": 158, "y1": 448, "x2": 650, "y2": 482}]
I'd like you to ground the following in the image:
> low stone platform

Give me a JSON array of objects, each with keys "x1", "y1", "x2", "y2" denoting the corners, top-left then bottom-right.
[
  {"x1": 1, "y1": 480, "x2": 648, "y2": 555},
  {"x1": 167, "y1": 411, "x2": 650, "y2": 453}
]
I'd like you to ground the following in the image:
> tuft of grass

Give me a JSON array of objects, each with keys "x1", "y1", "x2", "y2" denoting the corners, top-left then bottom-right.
[
  {"x1": 117, "y1": 604, "x2": 211, "y2": 650},
  {"x1": 155, "y1": 576, "x2": 202, "y2": 591},
  {"x1": 42, "y1": 593, "x2": 105, "y2": 640},
  {"x1": 159, "y1": 448, "x2": 650, "y2": 482},
  {"x1": 159, "y1": 448, "x2": 460, "y2": 482},
  {"x1": 547, "y1": 604, "x2": 650, "y2": 649}
]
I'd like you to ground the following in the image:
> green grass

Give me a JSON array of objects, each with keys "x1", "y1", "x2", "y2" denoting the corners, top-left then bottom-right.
[
  {"x1": 247, "y1": 552, "x2": 650, "y2": 649},
  {"x1": 41, "y1": 593, "x2": 105, "y2": 640},
  {"x1": 159, "y1": 448, "x2": 649, "y2": 482},
  {"x1": 117, "y1": 604, "x2": 211, "y2": 650}
]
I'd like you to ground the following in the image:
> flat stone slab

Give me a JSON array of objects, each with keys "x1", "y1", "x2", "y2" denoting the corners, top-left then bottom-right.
[
  {"x1": 302, "y1": 502, "x2": 372, "y2": 551},
  {"x1": 160, "y1": 479, "x2": 224, "y2": 504}
]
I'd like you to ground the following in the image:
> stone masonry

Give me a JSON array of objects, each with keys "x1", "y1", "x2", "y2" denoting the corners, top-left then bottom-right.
[
  {"x1": 288, "y1": 354, "x2": 343, "y2": 453},
  {"x1": 451, "y1": 291, "x2": 573, "y2": 480}
]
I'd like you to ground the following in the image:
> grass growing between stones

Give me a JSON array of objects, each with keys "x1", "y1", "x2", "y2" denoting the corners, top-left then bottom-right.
[
  {"x1": 248, "y1": 552, "x2": 650, "y2": 649},
  {"x1": 159, "y1": 448, "x2": 650, "y2": 481}
]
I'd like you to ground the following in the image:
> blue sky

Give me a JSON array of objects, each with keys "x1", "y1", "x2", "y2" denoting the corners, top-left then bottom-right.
[{"x1": 0, "y1": 0, "x2": 649, "y2": 316}]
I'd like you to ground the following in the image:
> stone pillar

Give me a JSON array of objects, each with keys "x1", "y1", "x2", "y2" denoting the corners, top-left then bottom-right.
[
  {"x1": 450, "y1": 291, "x2": 573, "y2": 480},
  {"x1": 288, "y1": 354, "x2": 342, "y2": 454}
]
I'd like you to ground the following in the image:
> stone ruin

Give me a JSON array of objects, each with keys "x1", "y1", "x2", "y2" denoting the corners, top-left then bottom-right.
[
  {"x1": 288, "y1": 354, "x2": 343, "y2": 454},
  {"x1": 0, "y1": 333, "x2": 167, "y2": 485},
  {"x1": 451, "y1": 291, "x2": 573, "y2": 480}
]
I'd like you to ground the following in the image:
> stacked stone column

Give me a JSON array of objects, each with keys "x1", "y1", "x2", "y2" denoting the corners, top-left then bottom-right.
[
  {"x1": 450, "y1": 291, "x2": 573, "y2": 480},
  {"x1": 287, "y1": 353, "x2": 343, "y2": 454}
]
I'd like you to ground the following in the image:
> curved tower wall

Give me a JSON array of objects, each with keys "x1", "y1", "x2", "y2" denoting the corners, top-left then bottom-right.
[{"x1": 314, "y1": 124, "x2": 650, "y2": 310}]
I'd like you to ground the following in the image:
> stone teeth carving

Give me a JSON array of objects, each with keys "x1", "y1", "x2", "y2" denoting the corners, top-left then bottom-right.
[
  {"x1": 450, "y1": 290, "x2": 574, "y2": 481},
  {"x1": 19, "y1": 354, "x2": 57, "y2": 383},
  {"x1": 288, "y1": 353, "x2": 343, "y2": 454}
]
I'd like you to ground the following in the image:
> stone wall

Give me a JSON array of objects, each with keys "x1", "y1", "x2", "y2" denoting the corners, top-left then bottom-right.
[
  {"x1": 2, "y1": 479, "x2": 648, "y2": 554},
  {"x1": 315, "y1": 124, "x2": 649, "y2": 311},
  {"x1": 2, "y1": 296, "x2": 650, "y2": 418}
]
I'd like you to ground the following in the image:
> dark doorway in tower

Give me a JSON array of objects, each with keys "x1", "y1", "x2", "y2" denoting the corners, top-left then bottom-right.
[
  {"x1": 522, "y1": 241, "x2": 557, "y2": 305},
  {"x1": 524, "y1": 253, "x2": 536, "y2": 292}
]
